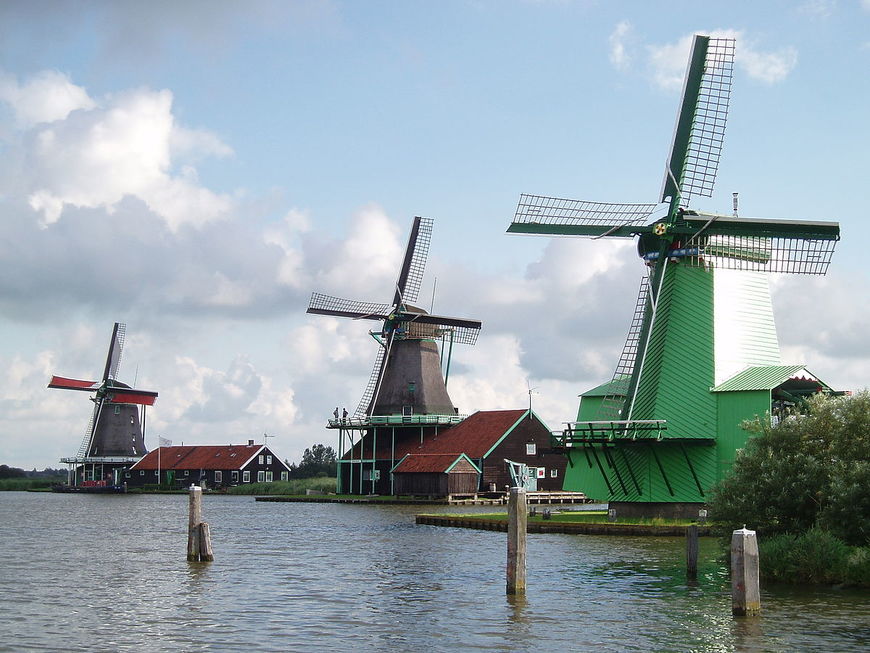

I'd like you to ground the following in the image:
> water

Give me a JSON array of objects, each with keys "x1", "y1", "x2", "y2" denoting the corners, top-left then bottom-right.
[{"x1": 0, "y1": 493, "x2": 867, "y2": 652}]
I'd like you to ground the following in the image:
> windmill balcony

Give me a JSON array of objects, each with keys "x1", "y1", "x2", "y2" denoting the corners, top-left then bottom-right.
[
  {"x1": 552, "y1": 420, "x2": 668, "y2": 447},
  {"x1": 327, "y1": 414, "x2": 466, "y2": 429}
]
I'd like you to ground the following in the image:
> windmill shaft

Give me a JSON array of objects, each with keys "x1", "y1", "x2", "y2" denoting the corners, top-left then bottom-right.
[
  {"x1": 306, "y1": 307, "x2": 387, "y2": 321},
  {"x1": 507, "y1": 222, "x2": 639, "y2": 238}
]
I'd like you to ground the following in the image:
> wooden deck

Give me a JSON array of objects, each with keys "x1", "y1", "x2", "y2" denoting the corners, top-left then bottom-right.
[
  {"x1": 446, "y1": 491, "x2": 590, "y2": 505},
  {"x1": 416, "y1": 514, "x2": 710, "y2": 536}
]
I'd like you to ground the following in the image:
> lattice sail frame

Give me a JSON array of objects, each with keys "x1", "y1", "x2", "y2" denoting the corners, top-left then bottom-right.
[
  {"x1": 687, "y1": 233, "x2": 837, "y2": 275},
  {"x1": 677, "y1": 37, "x2": 735, "y2": 205},
  {"x1": 398, "y1": 216, "x2": 433, "y2": 305},
  {"x1": 512, "y1": 193, "x2": 658, "y2": 230},
  {"x1": 307, "y1": 293, "x2": 392, "y2": 320}
]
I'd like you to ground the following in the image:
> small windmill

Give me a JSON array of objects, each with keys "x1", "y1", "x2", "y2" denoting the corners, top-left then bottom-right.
[
  {"x1": 307, "y1": 216, "x2": 481, "y2": 418},
  {"x1": 507, "y1": 35, "x2": 840, "y2": 510},
  {"x1": 49, "y1": 323, "x2": 158, "y2": 468}
]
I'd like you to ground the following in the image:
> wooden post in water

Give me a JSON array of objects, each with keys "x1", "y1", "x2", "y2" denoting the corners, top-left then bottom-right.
[
  {"x1": 506, "y1": 487, "x2": 527, "y2": 595},
  {"x1": 686, "y1": 524, "x2": 699, "y2": 579},
  {"x1": 187, "y1": 485, "x2": 214, "y2": 562},
  {"x1": 731, "y1": 526, "x2": 760, "y2": 616},
  {"x1": 198, "y1": 522, "x2": 214, "y2": 562}
]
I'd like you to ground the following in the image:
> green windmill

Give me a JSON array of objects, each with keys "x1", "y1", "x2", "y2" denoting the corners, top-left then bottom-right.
[{"x1": 507, "y1": 35, "x2": 841, "y2": 518}]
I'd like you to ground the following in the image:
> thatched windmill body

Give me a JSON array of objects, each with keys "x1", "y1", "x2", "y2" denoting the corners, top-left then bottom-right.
[
  {"x1": 49, "y1": 322, "x2": 158, "y2": 487},
  {"x1": 508, "y1": 36, "x2": 840, "y2": 516}
]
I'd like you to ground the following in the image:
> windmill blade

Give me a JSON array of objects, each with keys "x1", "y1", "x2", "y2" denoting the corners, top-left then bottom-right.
[
  {"x1": 402, "y1": 312, "x2": 482, "y2": 345},
  {"x1": 353, "y1": 347, "x2": 385, "y2": 418},
  {"x1": 508, "y1": 194, "x2": 658, "y2": 236},
  {"x1": 48, "y1": 376, "x2": 101, "y2": 392},
  {"x1": 106, "y1": 387, "x2": 158, "y2": 406},
  {"x1": 681, "y1": 213, "x2": 840, "y2": 275},
  {"x1": 661, "y1": 35, "x2": 735, "y2": 206},
  {"x1": 307, "y1": 292, "x2": 392, "y2": 321},
  {"x1": 394, "y1": 216, "x2": 433, "y2": 306},
  {"x1": 103, "y1": 322, "x2": 126, "y2": 382},
  {"x1": 76, "y1": 396, "x2": 104, "y2": 459}
]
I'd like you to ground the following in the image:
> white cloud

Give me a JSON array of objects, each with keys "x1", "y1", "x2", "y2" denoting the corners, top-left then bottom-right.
[
  {"x1": 798, "y1": 0, "x2": 836, "y2": 17},
  {"x1": 0, "y1": 70, "x2": 95, "y2": 128},
  {"x1": 647, "y1": 31, "x2": 797, "y2": 90},
  {"x1": 0, "y1": 72, "x2": 234, "y2": 230},
  {"x1": 314, "y1": 204, "x2": 404, "y2": 298},
  {"x1": 609, "y1": 21, "x2": 632, "y2": 71}
]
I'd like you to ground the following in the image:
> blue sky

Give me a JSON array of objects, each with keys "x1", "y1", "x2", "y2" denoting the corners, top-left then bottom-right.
[{"x1": 0, "y1": 0, "x2": 868, "y2": 469}]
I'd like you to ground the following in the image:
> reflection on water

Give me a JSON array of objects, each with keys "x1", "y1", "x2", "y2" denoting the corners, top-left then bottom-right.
[{"x1": 0, "y1": 493, "x2": 867, "y2": 652}]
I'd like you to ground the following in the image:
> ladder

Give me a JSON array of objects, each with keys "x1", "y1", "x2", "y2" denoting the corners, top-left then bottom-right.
[{"x1": 597, "y1": 275, "x2": 650, "y2": 420}]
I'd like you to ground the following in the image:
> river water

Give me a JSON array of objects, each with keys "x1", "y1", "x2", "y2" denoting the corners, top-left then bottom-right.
[{"x1": 0, "y1": 492, "x2": 867, "y2": 652}]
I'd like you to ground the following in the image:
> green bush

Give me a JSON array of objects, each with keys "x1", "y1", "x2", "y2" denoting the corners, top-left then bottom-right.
[
  {"x1": 758, "y1": 528, "x2": 867, "y2": 586},
  {"x1": 709, "y1": 391, "x2": 870, "y2": 546}
]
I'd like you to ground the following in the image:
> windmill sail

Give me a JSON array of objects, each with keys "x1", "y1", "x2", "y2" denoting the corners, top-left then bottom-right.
[
  {"x1": 394, "y1": 216, "x2": 433, "y2": 305},
  {"x1": 662, "y1": 36, "x2": 735, "y2": 206}
]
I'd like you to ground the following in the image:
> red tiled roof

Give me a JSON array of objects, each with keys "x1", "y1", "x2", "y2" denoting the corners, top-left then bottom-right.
[
  {"x1": 348, "y1": 409, "x2": 528, "y2": 460},
  {"x1": 130, "y1": 444, "x2": 284, "y2": 471},
  {"x1": 392, "y1": 453, "x2": 470, "y2": 473}
]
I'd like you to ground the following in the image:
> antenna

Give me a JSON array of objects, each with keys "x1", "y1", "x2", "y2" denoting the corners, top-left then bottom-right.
[
  {"x1": 264, "y1": 431, "x2": 275, "y2": 446},
  {"x1": 527, "y1": 379, "x2": 539, "y2": 416},
  {"x1": 732, "y1": 192, "x2": 739, "y2": 217}
]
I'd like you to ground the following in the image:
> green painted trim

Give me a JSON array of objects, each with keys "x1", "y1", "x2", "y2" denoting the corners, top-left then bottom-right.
[
  {"x1": 445, "y1": 453, "x2": 482, "y2": 475},
  {"x1": 481, "y1": 409, "x2": 529, "y2": 459},
  {"x1": 507, "y1": 223, "x2": 642, "y2": 238},
  {"x1": 662, "y1": 34, "x2": 709, "y2": 204}
]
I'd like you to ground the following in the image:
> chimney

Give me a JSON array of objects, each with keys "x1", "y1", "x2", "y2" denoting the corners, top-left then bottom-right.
[{"x1": 248, "y1": 439, "x2": 254, "y2": 446}]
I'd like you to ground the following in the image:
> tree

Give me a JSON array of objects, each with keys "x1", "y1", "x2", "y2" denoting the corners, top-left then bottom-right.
[
  {"x1": 292, "y1": 444, "x2": 337, "y2": 478},
  {"x1": 708, "y1": 391, "x2": 870, "y2": 546}
]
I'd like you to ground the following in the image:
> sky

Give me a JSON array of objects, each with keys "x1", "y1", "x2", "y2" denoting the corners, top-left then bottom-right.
[{"x1": 0, "y1": 0, "x2": 868, "y2": 470}]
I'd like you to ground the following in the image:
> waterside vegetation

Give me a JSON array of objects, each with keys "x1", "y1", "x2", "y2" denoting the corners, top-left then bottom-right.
[{"x1": 708, "y1": 391, "x2": 870, "y2": 587}]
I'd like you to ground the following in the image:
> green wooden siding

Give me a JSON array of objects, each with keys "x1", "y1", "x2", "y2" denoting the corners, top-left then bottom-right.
[{"x1": 631, "y1": 264, "x2": 716, "y2": 440}]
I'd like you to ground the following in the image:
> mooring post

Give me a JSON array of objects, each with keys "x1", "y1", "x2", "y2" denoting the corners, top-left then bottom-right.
[
  {"x1": 686, "y1": 524, "x2": 699, "y2": 579},
  {"x1": 198, "y1": 522, "x2": 214, "y2": 562},
  {"x1": 731, "y1": 526, "x2": 760, "y2": 616},
  {"x1": 506, "y1": 487, "x2": 527, "y2": 595},
  {"x1": 187, "y1": 485, "x2": 213, "y2": 562}
]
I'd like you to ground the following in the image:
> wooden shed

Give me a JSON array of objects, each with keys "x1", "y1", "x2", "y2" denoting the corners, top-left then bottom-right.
[{"x1": 391, "y1": 453, "x2": 481, "y2": 496}]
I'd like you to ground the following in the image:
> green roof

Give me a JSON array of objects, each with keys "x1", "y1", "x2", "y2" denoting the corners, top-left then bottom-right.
[
  {"x1": 580, "y1": 376, "x2": 630, "y2": 398},
  {"x1": 711, "y1": 365, "x2": 829, "y2": 392}
]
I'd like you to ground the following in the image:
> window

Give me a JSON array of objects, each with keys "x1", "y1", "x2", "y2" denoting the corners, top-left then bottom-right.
[
  {"x1": 231, "y1": 471, "x2": 239, "y2": 483},
  {"x1": 550, "y1": 468, "x2": 558, "y2": 478},
  {"x1": 257, "y1": 471, "x2": 265, "y2": 483},
  {"x1": 184, "y1": 470, "x2": 189, "y2": 476},
  {"x1": 280, "y1": 471, "x2": 288, "y2": 481},
  {"x1": 125, "y1": 472, "x2": 130, "y2": 478},
  {"x1": 215, "y1": 471, "x2": 222, "y2": 483},
  {"x1": 266, "y1": 455, "x2": 272, "y2": 465},
  {"x1": 265, "y1": 471, "x2": 273, "y2": 482},
  {"x1": 155, "y1": 470, "x2": 159, "y2": 476},
  {"x1": 258, "y1": 455, "x2": 264, "y2": 465},
  {"x1": 526, "y1": 443, "x2": 536, "y2": 456},
  {"x1": 537, "y1": 467, "x2": 545, "y2": 479},
  {"x1": 243, "y1": 470, "x2": 250, "y2": 483},
  {"x1": 139, "y1": 470, "x2": 144, "y2": 476},
  {"x1": 114, "y1": 406, "x2": 121, "y2": 415}
]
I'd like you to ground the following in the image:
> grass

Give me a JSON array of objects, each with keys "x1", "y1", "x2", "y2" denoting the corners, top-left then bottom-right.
[
  {"x1": 0, "y1": 477, "x2": 65, "y2": 491},
  {"x1": 225, "y1": 477, "x2": 337, "y2": 496}
]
